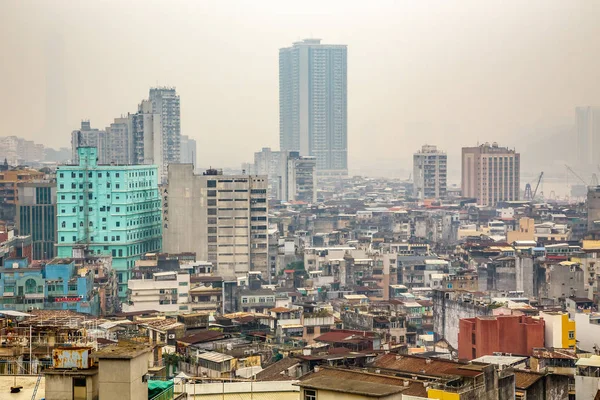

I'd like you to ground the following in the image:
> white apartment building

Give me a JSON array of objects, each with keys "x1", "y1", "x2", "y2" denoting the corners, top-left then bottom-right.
[
  {"x1": 164, "y1": 165, "x2": 268, "y2": 279},
  {"x1": 125, "y1": 270, "x2": 190, "y2": 314},
  {"x1": 252, "y1": 148, "x2": 317, "y2": 202},
  {"x1": 413, "y1": 145, "x2": 447, "y2": 199}
]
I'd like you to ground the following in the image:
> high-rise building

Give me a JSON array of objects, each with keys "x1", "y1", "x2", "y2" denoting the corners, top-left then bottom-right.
[
  {"x1": 149, "y1": 87, "x2": 181, "y2": 166},
  {"x1": 287, "y1": 152, "x2": 317, "y2": 203},
  {"x1": 16, "y1": 181, "x2": 57, "y2": 260},
  {"x1": 253, "y1": 147, "x2": 287, "y2": 200},
  {"x1": 163, "y1": 165, "x2": 268, "y2": 279},
  {"x1": 56, "y1": 147, "x2": 162, "y2": 297},
  {"x1": 576, "y1": 106, "x2": 600, "y2": 168},
  {"x1": 71, "y1": 121, "x2": 108, "y2": 164},
  {"x1": 251, "y1": 148, "x2": 317, "y2": 202},
  {"x1": 106, "y1": 117, "x2": 133, "y2": 165},
  {"x1": 413, "y1": 145, "x2": 447, "y2": 200},
  {"x1": 0, "y1": 136, "x2": 45, "y2": 165},
  {"x1": 279, "y1": 39, "x2": 348, "y2": 175},
  {"x1": 0, "y1": 168, "x2": 46, "y2": 224},
  {"x1": 461, "y1": 142, "x2": 520, "y2": 207},
  {"x1": 131, "y1": 99, "x2": 165, "y2": 181},
  {"x1": 180, "y1": 135, "x2": 197, "y2": 165}
]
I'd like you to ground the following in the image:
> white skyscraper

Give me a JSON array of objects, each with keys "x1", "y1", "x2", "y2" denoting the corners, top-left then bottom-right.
[
  {"x1": 149, "y1": 87, "x2": 181, "y2": 166},
  {"x1": 279, "y1": 39, "x2": 348, "y2": 175},
  {"x1": 413, "y1": 145, "x2": 447, "y2": 200}
]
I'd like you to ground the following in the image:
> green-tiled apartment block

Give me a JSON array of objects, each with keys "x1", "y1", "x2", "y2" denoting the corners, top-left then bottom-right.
[{"x1": 56, "y1": 147, "x2": 162, "y2": 298}]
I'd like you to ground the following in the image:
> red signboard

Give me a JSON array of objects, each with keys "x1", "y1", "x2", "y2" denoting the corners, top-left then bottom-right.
[{"x1": 54, "y1": 297, "x2": 81, "y2": 303}]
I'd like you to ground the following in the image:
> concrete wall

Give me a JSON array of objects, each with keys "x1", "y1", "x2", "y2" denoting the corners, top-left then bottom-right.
[
  {"x1": 164, "y1": 164, "x2": 208, "y2": 261},
  {"x1": 575, "y1": 375, "x2": 600, "y2": 400},
  {"x1": 183, "y1": 380, "x2": 298, "y2": 399},
  {"x1": 545, "y1": 374, "x2": 569, "y2": 400},
  {"x1": 98, "y1": 355, "x2": 148, "y2": 400},
  {"x1": 515, "y1": 256, "x2": 535, "y2": 297},
  {"x1": 45, "y1": 373, "x2": 98, "y2": 400},
  {"x1": 574, "y1": 313, "x2": 600, "y2": 353},
  {"x1": 433, "y1": 290, "x2": 492, "y2": 349}
]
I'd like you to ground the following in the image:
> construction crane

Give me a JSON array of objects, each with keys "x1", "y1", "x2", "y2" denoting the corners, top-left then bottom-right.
[
  {"x1": 532, "y1": 171, "x2": 543, "y2": 200},
  {"x1": 524, "y1": 172, "x2": 543, "y2": 201},
  {"x1": 565, "y1": 164, "x2": 588, "y2": 186}
]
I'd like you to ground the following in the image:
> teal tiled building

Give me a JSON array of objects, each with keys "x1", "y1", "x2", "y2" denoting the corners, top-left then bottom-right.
[{"x1": 56, "y1": 147, "x2": 162, "y2": 297}]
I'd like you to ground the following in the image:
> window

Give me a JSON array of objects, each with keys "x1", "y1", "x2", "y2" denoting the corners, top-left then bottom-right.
[
  {"x1": 59, "y1": 184, "x2": 64, "y2": 189},
  {"x1": 304, "y1": 389, "x2": 316, "y2": 400},
  {"x1": 179, "y1": 282, "x2": 188, "y2": 286},
  {"x1": 306, "y1": 327, "x2": 314, "y2": 334},
  {"x1": 320, "y1": 326, "x2": 330, "y2": 333},
  {"x1": 116, "y1": 173, "x2": 120, "y2": 178},
  {"x1": 25, "y1": 279, "x2": 37, "y2": 294},
  {"x1": 116, "y1": 207, "x2": 120, "y2": 212},
  {"x1": 568, "y1": 331, "x2": 575, "y2": 340},
  {"x1": 60, "y1": 195, "x2": 65, "y2": 200},
  {"x1": 207, "y1": 180, "x2": 217, "y2": 188}
]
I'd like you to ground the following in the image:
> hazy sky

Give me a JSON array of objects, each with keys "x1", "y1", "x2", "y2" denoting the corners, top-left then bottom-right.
[{"x1": 2, "y1": 1, "x2": 600, "y2": 180}]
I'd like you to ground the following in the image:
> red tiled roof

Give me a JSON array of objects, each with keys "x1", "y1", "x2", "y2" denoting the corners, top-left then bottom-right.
[{"x1": 372, "y1": 354, "x2": 473, "y2": 377}]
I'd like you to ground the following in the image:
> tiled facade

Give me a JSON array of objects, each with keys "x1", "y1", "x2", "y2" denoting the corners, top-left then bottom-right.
[{"x1": 56, "y1": 147, "x2": 162, "y2": 297}]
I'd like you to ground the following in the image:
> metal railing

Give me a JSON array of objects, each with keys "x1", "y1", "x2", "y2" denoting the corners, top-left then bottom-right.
[{"x1": 0, "y1": 360, "x2": 52, "y2": 375}]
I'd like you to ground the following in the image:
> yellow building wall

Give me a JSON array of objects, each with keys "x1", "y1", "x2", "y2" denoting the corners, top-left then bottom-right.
[
  {"x1": 428, "y1": 389, "x2": 460, "y2": 400},
  {"x1": 561, "y1": 314, "x2": 576, "y2": 349},
  {"x1": 507, "y1": 218, "x2": 535, "y2": 243},
  {"x1": 582, "y1": 240, "x2": 600, "y2": 250}
]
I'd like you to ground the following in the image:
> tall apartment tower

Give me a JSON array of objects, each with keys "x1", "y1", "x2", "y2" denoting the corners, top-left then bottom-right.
[
  {"x1": 164, "y1": 165, "x2": 268, "y2": 280},
  {"x1": 56, "y1": 147, "x2": 162, "y2": 297},
  {"x1": 461, "y1": 142, "x2": 520, "y2": 207},
  {"x1": 106, "y1": 117, "x2": 133, "y2": 165},
  {"x1": 149, "y1": 87, "x2": 181, "y2": 166},
  {"x1": 16, "y1": 182, "x2": 57, "y2": 260},
  {"x1": 180, "y1": 135, "x2": 197, "y2": 165},
  {"x1": 253, "y1": 148, "x2": 287, "y2": 200},
  {"x1": 131, "y1": 99, "x2": 165, "y2": 181},
  {"x1": 279, "y1": 39, "x2": 348, "y2": 175},
  {"x1": 71, "y1": 121, "x2": 108, "y2": 164},
  {"x1": 576, "y1": 106, "x2": 600, "y2": 168},
  {"x1": 287, "y1": 153, "x2": 317, "y2": 203},
  {"x1": 413, "y1": 145, "x2": 447, "y2": 200}
]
